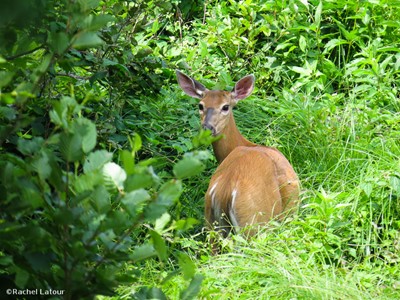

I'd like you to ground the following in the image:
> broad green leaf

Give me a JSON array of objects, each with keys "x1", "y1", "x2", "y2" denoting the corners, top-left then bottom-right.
[
  {"x1": 15, "y1": 268, "x2": 29, "y2": 289},
  {"x1": 128, "y1": 133, "x2": 142, "y2": 152},
  {"x1": 103, "y1": 162, "x2": 126, "y2": 191},
  {"x1": 121, "y1": 189, "x2": 150, "y2": 216},
  {"x1": 314, "y1": 2, "x2": 322, "y2": 28},
  {"x1": 173, "y1": 156, "x2": 204, "y2": 179},
  {"x1": 178, "y1": 253, "x2": 196, "y2": 280},
  {"x1": 36, "y1": 53, "x2": 53, "y2": 74},
  {"x1": 134, "y1": 287, "x2": 167, "y2": 300},
  {"x1": 74, "y1": 172, "x2": 103, "y2": 193},
  {"x1": 72, "y1": 32, "x2": 104, "y2": 49},
  {"x1": 157, "y1": 180, "x2": 182, "y2": 206},
  {"x1": 84, "y1": 14, "x2": 115, "y2": 31},
  {"x1": 50, "y1": 96, "x2": 80, "y2": 128},
  {"x1": 120, "y1": 149, "x2": 135, "y2": 175},
  {"x1": 49, "y1": 31, "x2": 70, "y2": 54},
  {"x1": 180, "y1": 274, "x2": 204, "y2": 300},
  {"x1": 0, "y1": 106, "x2": 16, "y2": 120},
  {"x1": 289, "y1": 66, "x2": 312, "y2": 77},
  {"x1": 24, "y1": 252, "x2": 52, "y2": 272},
  {"x1": 299, "y1": 35, "x2": 307, "y2": 52},
  {"x1": 155, "y1": 212, "x2": 171, "y2": 233},
  {"x1": 32, "y1": 152, "x2": 51, "y2": 181},
  {"x1": 84, "y1": 150, "x2": 113, "y2": 173},
  {"x1": 323, "y1": 38, "x2": 348, "y2": 54},
  {"x1": 80, "y1": 0, "x2": 100, "y2": 10},
  {"x1": 361, "y1": 182, "x2": 373, "y2": 197},
  {"x1": 390, "y1": 176, "x2": 400, "y2": 194},
  {"x1": 130, "y1": 243, "x2": 156, "y2": 262},
  {"x1": 99, "y1": 230, "x2": 116, "y2": 250},
  {"x1": 145, "y1": 180, "x2": 182, "y2": 221},
  {"x1": 59, "y1": 131, "x2": 84, "y2": 162},
  {"x1": 174, "y1": 218, "x2": 198, "y2": 233},
  {"x1": 124, "y1": 172, "x2": 156, "y2": 192},
  {"x1": 0, "y1": 71, "x2": 14, "y2": 88},
  {"x1": 17, "y1": 137, "x2": 44, "y2": 155},
  {"x1": 150, "y1": 230, "x2": 167, "y2": 261},
  {"x1": 91, "y1": 185, "x2": 111, "y2": 213},
  {"x1": 72, "y1": 118, "x2": 97, "y2": 153}
]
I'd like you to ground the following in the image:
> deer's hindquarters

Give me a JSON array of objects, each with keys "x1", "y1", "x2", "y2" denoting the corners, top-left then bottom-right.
[{"x1": 205, "y1": 146, "x2": 297, "y2": 236}]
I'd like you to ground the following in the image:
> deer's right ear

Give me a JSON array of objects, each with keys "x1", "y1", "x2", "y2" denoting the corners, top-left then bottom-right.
[{"x1": 176, "y1": 70, "x2": 207, "y2": 99}]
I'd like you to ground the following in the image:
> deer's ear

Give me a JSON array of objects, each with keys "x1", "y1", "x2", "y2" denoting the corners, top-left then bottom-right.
[
  {"x1": 176, "y1": 70, "x2": 208, "y2": 99},
  {"x1": 232, "y1": 74, "x2": 255, "y2": 102}
]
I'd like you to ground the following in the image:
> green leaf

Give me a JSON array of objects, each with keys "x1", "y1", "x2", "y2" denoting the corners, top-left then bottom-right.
[
  {"x1": 390, "y1": 176, "x2": 400, "y2": 194},
  {"x1": 72, "y1": 31, "x2": 104, "y2": 49},
  {"x1": 180, "y1": 274, "x2": 204, "y2": 300},
  {"x1": 0, "y1": 71, "x2": 15, "y2": 88},
  {"x1": 314, "y1": 2, "x2": 323, "y2": 28},
  {"x1": 128, "y1": 133, "x2": 142, "y2": 152},
  {"x1": 32, "y1": 152, "x2": 52, "y2": 181},
  {"x1": 150, "y1": 230, "x2": 168, "y2": 262},
  {"x1": 158, "y1": 180, "x2": 182, "y2": 206},
  {"x1": 49, "y1": 31, "x2": 70, "y2": 54},
  {"x1": 24, "y1": 252, "x2": 52, "y2": 272},
  {"x1": 91, "y1": 185, "x2": 111, "y2": 213},
  {"x1": 361, "y1": 182, "x2": 373, "y2": 197},
  {"x1": 74, "y1": 172, "x2": 103, "y2": 193},
  {"x1": 145, "y1": 180, "x2": 182, "y2": 221},
  {"x1": 36, "y1": 53, "x2": 53, "y2": 74},
  {"x1": 59, "y1": 131, "x2": 84, "y2": 162},
  {"x1": 17, "y1": 137, "x2": 44, "y2": 155},
  {"x1": 49, "y1": 96, "x2": 80, "y2": 128},
  {"x1": 178, "y1": 253, "x2": 196, "y2": 280},
  {"x1": 121, "y1": 189, "x2": 150, "y2": 216},
  {"x1": 173, "y1": 156, "x2": 204, "y2": 179},
  {"x1": 85, "y1": 14, "x2": 115, "y2": 31},
  {"x1": 103, "y1": 162, "x2": 127, "y2": 191},
  {"x1": 155, "y1": 212, "x2": 171, "y2": 232},
  {"x1": 0, "y1": 106, "x2": 16, "y2": 120},
  {"x1": 120, "y1": 149, "x2": 135, "y2": 175},
  {"x1": 299, "y1": 35, "x2": 307, "y2": 52},
  {"x1": 84, "y1": 150, "x2": 113, "y2": 173},
  {"x1": 72, "y1": 118, "x2": 97, "y2": 153},
  {"x1": 124, "y1": 172, "x2": 157, "y2": 192},
  {"x1": 15, "y1": 268, "x2": 29, "y2": 289},
  {"x1": 174, "y1": 218, "x2": 199, "y2": 233},
  {"x1": 130, "y1": 243, "x2": 156, "y2": 262},
  {"x1": 99, "y1": 230, "x2": 116, "y2": 250},
  {"x1": 134, "y1": 287, "x2": 167, "y2": 300}
]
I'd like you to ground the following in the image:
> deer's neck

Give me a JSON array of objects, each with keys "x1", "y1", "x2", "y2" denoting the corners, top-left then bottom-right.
[{"x1": 212, "y1": 114, "x2": 256, "y2": 163}]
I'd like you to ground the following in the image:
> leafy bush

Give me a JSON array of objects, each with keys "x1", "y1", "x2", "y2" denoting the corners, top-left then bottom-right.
[{"x1": 0, "y1": 1, "x2": 209, "y2": 299}]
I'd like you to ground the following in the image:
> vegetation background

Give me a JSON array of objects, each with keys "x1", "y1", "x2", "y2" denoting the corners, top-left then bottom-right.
[{"x1": 0, "y1": 0, "x2": 399, "y2": 299}]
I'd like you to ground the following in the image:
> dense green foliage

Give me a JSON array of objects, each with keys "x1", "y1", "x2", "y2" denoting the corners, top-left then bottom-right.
[{"x1": 0, "y1": 0, "x2": 399, "y2": 299}]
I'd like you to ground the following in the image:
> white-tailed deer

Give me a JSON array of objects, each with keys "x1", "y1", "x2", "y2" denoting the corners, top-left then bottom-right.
[{"x1": 176, "y1": 70, "x2": 299, "y2": 237}]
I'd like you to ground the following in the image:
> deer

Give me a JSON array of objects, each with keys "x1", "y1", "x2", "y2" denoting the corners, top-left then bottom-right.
[{"x1": 176, "y1": 70, "x2": 299, "y2": 238}]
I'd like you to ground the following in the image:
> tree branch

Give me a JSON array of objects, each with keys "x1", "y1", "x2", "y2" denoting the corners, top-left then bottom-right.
[{"x1": 5, "y1": 45, "x2": 45, "y2": 60}]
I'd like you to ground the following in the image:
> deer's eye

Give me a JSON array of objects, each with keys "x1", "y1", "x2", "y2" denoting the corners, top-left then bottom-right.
[
  {"x1": 199, "y1": 103, "x2": 204, "y2": 111},
  {"x1": 221, "y1": 104, "x2": 230, "y2": 112}
]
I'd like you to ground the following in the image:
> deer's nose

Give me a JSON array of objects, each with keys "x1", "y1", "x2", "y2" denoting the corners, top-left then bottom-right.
[{"x1": 202, "y1": 123, "x2": 216, "y2": 135}]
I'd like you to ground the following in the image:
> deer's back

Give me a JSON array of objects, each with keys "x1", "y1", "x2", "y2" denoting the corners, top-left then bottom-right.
[{"x1": 205, "y1": 146, "x2": 299, "y2": 235}]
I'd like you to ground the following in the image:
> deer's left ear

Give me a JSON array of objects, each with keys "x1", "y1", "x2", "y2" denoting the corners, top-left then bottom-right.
[
  {"x1": 232, "y1": 74, "x2": 255, "y2": 103},
  {"x1": 176, "y1": 70, "x2": 208, "y2": 99}
]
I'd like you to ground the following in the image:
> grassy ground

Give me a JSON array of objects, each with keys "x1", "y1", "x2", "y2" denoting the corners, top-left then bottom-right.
[{"x1": 104, "y1": 87, "x2": 399, "y2": 299}]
